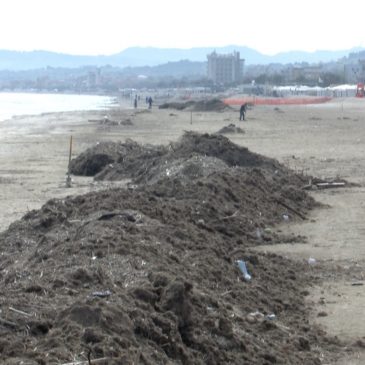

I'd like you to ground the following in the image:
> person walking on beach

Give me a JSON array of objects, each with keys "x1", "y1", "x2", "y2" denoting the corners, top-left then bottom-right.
[
  {"x1": 239, "y1": 103, "x2": 247, "y2": 121},
  {"x1": 134, "y1": 95, "x2": 138, "y2": 109},
  {"x1": 148, "y1": 96, "x2": 153, "y2": 109}
]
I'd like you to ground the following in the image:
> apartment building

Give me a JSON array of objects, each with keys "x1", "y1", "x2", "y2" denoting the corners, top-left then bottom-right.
[{"x1": 207, "y1": 51, "x2": 244, "y2": 84}]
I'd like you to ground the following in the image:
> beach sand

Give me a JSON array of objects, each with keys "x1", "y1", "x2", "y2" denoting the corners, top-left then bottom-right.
[{"x1": 1, "y1": 99, "x2": 365, "y2": 363}]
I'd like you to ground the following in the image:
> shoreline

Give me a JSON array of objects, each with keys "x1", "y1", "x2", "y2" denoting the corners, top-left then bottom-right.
[
  {"x1": 0, "y1": 102, "x2": 177, "y2": 232},
  {"x1": 0, "y1": 109, "x2": 121, "y2": 231},
  {"x1": 0, "y1": 92, "x2": 117, "y2": 123}
]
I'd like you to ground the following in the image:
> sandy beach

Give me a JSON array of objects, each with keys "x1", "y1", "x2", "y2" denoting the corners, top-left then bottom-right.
[{"x1": 1, "y1": 98, "x2": 365, "y2": 363}]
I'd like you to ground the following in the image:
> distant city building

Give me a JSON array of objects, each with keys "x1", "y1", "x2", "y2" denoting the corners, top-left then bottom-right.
[
  {"x1": 344, "y1": 61, "x2": 365, "y2": 83},
  {"x1": 87, "y1": 68, "x2": 101, "y2": 89},
  {"x1": 207, "y1": 51, "x2": 244, "y2": 84},
  {"x1": 289, "y1": 65, "x2": 322, "y2": 83}
]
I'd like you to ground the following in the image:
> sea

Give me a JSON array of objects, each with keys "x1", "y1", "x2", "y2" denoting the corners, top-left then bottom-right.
[{"x1": 0, "y1": 92, "x2": 115, "y2": 122}]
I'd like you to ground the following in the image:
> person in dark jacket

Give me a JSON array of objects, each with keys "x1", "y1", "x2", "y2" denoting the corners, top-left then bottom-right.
[{"x1": 239, "y1": 103, "x2": 247, "y2": 121}]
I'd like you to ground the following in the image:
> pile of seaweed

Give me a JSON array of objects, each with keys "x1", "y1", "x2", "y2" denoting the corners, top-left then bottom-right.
[
  {"x1": 216, "y1": 123, "x2": 245, "y2": 135},
  {"x1": 159, "y1": 98, "x2": 229, "y2": 112},
  {"x1": 0, "y1": 134, "x2": 341, "y2": 364},
  {"x1": 70, "y1": 132, "x2": 302, "y2": 186}
]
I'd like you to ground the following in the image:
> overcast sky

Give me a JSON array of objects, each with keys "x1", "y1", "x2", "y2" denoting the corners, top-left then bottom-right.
[{"x1": 1, "y1": 0, "x2": 364, "y2": 55}]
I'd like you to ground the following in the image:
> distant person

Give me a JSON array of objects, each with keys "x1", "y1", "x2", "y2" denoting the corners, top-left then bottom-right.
[
  {"x1": 134, "y1": 95, "x2": 138, "y2": 109},
  {"x1": 148, "y1": 96, "x2": 153, "y2": 109},
  {"x1": 239, "y1": 103, "x2": 247, "y2": 121}
]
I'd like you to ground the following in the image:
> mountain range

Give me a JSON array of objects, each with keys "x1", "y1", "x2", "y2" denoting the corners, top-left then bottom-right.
[{"x1": 0, "y1": 46, "x2": 363, "y2": 71}]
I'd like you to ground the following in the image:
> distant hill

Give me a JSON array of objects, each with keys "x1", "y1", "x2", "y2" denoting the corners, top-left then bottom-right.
[
  {"x1": 0, "y1": 46, "x2": 364, "y2": 70},
  {"x1": 116, "y1": 46, "x2": 365, "y2": 66},
  {"x1": 0, "y1": 50, "x2": 109, "y2": 70}
]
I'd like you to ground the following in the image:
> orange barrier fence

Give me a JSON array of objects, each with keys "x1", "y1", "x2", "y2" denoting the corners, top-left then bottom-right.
[{"x1": 223, "y1": 96, "x2": 332, "y2": 106}]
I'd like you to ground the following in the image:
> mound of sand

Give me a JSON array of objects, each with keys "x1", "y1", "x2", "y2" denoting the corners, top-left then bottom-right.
[
  {"x1": 120, "y1": 118, "x2": 134, "y2": 126},
  {"x1": 72, "y1": 132, "x2": 291, "y2": 185},
  {"x1": 158, "y1": 101, "x2": 196, "y2": 110},
  {"x1": 0, "y1": 169, "x2": 333, "y2": 364},
  {"x1": 69, "y1": 140, "x2": 166, "y2": 177},
  {"x1": 216, "y1": 123, "x2": 245, "y2": 134},
  {"x1": 98, "y1": 154, "x2": 229, "y2": 186},
  {"x1": 0, "y1": 133, "x2": 340, "y2": 364},
  {"x1": 68, "y1": 141, "x2": 122, "y2": 176},
  {"x1": 192, "y1": 98, "x2": 229, "y2": 112},
  {"x1": 159, "y1": 98, "x2": 229, "y2": 112},
  {"x1": 88, "y1": 117, "x2": 134, "y2": 126}
]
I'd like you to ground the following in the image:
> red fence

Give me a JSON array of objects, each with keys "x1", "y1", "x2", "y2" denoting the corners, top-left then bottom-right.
[{"x1": 223, "y1": 96, "x2": 332, "y2": 106}]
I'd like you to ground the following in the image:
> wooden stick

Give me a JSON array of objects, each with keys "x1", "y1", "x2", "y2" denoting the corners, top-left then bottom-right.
[
  {"x1": 60, "y1": 358, "x2": 109, "y2": 365},
  {"x1": 217, "y1": 210, "x2": 239, "y2": 222},
  {"x1": 68, "y1": 135, "x2": 73, "y2": 167},
  {"x1": 0, "y1": 317, "x2": 18, "y2": 329},
  {"x1": 9, "y1": 306, "x2": 31, "y2": 317},
  {"x1": 316, "y1": 182, "x2": 345, "y2": 189},
  {"x1": 220, "y1": 290, "x2": 233, "y2": 297},
  {"x1": 274, "y1": 199, "x2": 306, "y2": 220},
  {"x1": 66, "y1": 135, "x2": 73, "y2": 187}
]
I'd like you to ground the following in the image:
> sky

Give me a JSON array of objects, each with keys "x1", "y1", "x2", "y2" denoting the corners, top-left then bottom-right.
[{"x1": 0, "y1": 0, "x2": 364, "y2": 56}]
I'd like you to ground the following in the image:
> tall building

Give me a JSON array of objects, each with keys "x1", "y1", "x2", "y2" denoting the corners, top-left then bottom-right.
[
  {"x1": 207, "y1": 51, "x2": 244, "y2": 84},
  {"x1": 344, "y1": 60, "x2": 365, "y2": 83}
]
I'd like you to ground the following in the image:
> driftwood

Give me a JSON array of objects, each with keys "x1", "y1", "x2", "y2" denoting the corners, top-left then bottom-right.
[
  {"x1": 0, "y1": 317, "x2": 18, "y2": 329},
  {"x1": 274, "y1": 199, "x2": 307, "y2": 220},
  {"x1": 9, "y1": 306, "x2": 32, "y2": 317},
  {"x1": 302, "y1": 183, "x2": 313, "y2": 191},
  {"x1": 302, "y1": 179, "x2": 346, "y2": 190},
  {"x1": 219, "y1": 210, "x2": 239, "y2": 221},
  {"x1": 316, "y1": 182, "x2": 346, "y2": 189},
  {"x1": 61, "y1": 358, "x2": 110, "y2": 365}
]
